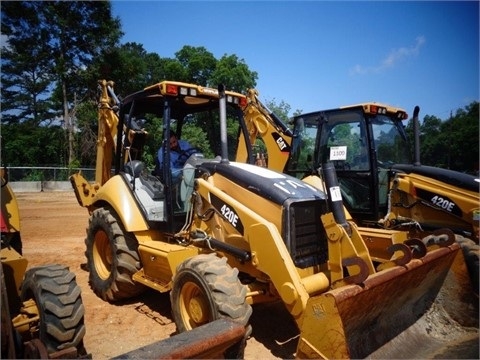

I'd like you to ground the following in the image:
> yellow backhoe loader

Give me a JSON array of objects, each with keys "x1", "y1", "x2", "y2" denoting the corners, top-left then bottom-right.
[
  {"x1": 286, "y1": 103, "x2": 479, "y2": 296},
  {"x1": 240, "y1": 91, "x2": 479, "y2": 296},
  {"x1": 71, "y1": 80, "x2": 466, "y2": 358},
  {"x1": 285, "y1": 103, "x2": 479, "y2": 239},
  {"x1": 1, "y1": 164, "x2": 88, "y2": 359},
  {"x1": 240, "y1": 91, "x2": 478, "y2": 242}
]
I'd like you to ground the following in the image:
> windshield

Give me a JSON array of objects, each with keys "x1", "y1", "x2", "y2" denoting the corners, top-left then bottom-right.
[
  {"x1": 288, "y1": 109, "x2": 411, "y2": 174},
  {"x1": 289, "y1": 110, "x2": 369, "y2": 173},
  {"x1": 121, "y1": 97, "x2": 245, "y2": 169},
  {"x1": 287, "y1": 114, "x2": 319, "y2": 177},
  {"x1": 371, "y1": 115, "x2": 410, "y2": 167}
]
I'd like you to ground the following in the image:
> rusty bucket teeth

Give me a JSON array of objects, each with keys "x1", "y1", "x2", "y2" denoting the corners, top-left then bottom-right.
[
  {"x1": 422, "y1": 228, "x2": 456, "y2": 247},
  {"x1": 404, "y1": 238, "x2": 427, "y2": 258}
]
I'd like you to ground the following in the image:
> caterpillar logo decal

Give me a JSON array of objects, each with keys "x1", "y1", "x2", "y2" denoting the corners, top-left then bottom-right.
[
  {"x1": 211, "y1": 193, "x2": 244, "y2": 234},
  {"x1": 271, "y1": 132, "x2": 291, "y2": 153}
]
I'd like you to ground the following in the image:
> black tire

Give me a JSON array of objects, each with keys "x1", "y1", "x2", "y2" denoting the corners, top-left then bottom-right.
[
  {"x1": 85, "y1": 207, "x2": 145, "y2": 302},
  {"x1": 458, "y1": 237, "x2": 479, "y2": 296},
  {"x1": 20, "y1": 264, "x2": 87, "y2": 356},
  {"x1": 170, "y1": 253, "x2": 252, "y2": 358},
  {"x1": 464, "y1": 246, "x2": 479, "y2": 296}
]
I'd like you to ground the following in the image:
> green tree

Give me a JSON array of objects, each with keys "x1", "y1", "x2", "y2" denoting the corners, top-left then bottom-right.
[
  {"x1": 405, "y1": 101, "x2": 479, "y2": 173},
  {"x1": 264, "y1": 97, "x2": 302, "y2": 123},
  {"x1": 74, "y1": 100, "x2": 98, "y2": 167},
  {"x1": 90, "y1": 43, "x2": 148, "y2": 95},
  {"x1": 1, "y1": 123, "x2": 67, "y2": 167},
  {"x1": 1, "y1": 1, "x2": 122, "y2": 165},
  {"x1": 86, "y1": 42, "x2": 168, "y2": 96},
  {"x1": 1, "y1": 2, "x2": 55, "y2": 125},
  {"x1": 419, "y1": 114, "x2": 443, "y2": 166},
  {"x1": 175, "y1": 46, "x2": 217, "y2": 85},
  {"x1": 440, "y1": 102, "x2": 479, "y2": 172},
  {"x1": 210, "y1": 54, "x2": 258, "y2": 92}
]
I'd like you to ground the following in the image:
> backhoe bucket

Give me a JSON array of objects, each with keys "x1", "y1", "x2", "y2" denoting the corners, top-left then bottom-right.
[{"x1": 296, "y1": 243, "x2": 460, "y2": 359}]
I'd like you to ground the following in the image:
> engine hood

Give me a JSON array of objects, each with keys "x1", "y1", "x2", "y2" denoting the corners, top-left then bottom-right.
[{"x1": 199, "y1": 161, "x2": 326, "y2": 205}]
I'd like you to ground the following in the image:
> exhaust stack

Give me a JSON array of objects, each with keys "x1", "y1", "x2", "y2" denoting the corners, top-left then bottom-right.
[
  {"x1": 218, "y1": 84, "x2": 229, "y2": 164},
  {"x1": 322, "y1": 162, "x2": 351, "y2": 235},
  {"x1": 413, "y1": 105, "x2": 421, "y2": 166}
]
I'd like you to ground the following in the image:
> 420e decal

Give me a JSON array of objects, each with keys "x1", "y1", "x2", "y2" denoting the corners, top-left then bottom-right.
[{"x1": 210, "y1": 193, "x2": 245, "y2": 234}]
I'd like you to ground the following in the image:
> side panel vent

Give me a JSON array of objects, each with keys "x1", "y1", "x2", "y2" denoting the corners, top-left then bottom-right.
[{"x1": 283, "y1": 200, "x2": 328, "y2": 268}]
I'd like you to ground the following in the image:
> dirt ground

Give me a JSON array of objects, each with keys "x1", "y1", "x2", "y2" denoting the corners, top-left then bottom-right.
[
  {"x1": 16, "y1": 191, "x2": 479, "y2": 359},
  {"x1": 16, "y1": 191, "x2": 298, "y2": 359}
]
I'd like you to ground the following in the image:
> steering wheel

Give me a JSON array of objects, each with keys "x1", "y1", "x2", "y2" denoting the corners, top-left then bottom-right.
[{"x1": 177, "y1": 147, "x2": 202, "y2": 165}]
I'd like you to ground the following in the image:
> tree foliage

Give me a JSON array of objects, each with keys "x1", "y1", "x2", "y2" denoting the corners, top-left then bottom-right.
[
  {"x1": 2, "y1": 123, "x2": 67, "y2": 167},
  {"x1": 176, "y1": 46, "x2": 217, "y2": 85},
  {"x1": 405, "y1": 101, "x2": 479, "y2": 173},
  {"x1": 210, "y1": 54, "x2": 257, "y2": 92},
  {"x1": 1, "y1": 0, "x2": 122, "y2": 165},
  {"x1": 1, "y1": 2, "x2": 56, "y2": 125}
]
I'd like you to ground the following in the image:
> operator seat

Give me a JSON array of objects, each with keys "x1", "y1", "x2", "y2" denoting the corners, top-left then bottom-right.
[{"x1": 124, "y1": 160, "x2": 164, "y2": 201}]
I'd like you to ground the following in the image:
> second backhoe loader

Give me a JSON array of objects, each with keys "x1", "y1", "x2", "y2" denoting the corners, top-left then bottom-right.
[
  {"x1": 240, "y1": 90, "x2": 478, "y2": 244},
  {"x1": 285, "y1": 103, "x2": 479, "y2": 240},
  {"x1": 286, "y1": 103, "x2": 479, "y2": 297},
  {"x1": 240, "y1": 91, "x2": 479, "y2": 299},
  {"x1": 71, "y1": 80, "x2": 463, "y2": 359}
]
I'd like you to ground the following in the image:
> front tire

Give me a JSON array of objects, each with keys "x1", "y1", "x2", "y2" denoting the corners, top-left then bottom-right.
[
  {"x1": 20, "y1": 264, "x2": 87, "y2": 356},
  {"x1": 171, "y1": 254, "x2": 252, "y2": 358},
  {"x1": 85, "y1": 207, "x2": 145, "y2": 302}
]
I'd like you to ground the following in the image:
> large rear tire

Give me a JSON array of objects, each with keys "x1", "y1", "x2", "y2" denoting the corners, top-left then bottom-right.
[
  {"x1": 170, "y1": 253, "x2": 252, "y2": 358},
  {"x1": 20, "y1": 264, "x2": 87, "y2": 357},
  {"x1": 85, "y1": 207, "x2": 145, "y2": 302}
]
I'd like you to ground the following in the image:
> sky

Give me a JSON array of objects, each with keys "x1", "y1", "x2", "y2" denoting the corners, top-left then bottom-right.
[{"x1": 111, "y1": 0, "x2": 479, "y2": 121}]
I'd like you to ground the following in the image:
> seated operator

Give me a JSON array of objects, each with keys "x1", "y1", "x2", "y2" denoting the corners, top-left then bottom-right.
[{"x1": 156, "y1": 130, "x2": 193, "y2": 184}]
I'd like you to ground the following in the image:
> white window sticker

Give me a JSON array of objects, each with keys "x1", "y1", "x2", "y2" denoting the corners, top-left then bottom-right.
[
  {"x1": 330, "y1": 146, "x2": 347, "y2": 161},
  {"x1": 329, "y1": 186, "x2": 342, "y2": 202}
]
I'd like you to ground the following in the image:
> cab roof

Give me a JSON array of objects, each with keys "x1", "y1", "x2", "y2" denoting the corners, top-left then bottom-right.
[{"x1": 120, "y1": 81, "x2": 247, "y2": 117}]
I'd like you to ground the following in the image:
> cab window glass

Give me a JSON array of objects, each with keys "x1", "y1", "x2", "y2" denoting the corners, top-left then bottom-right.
[
  {"x1": 371, "y1": 115, "x2": 410, "y2": 167},
  {"x1": 319, "y1": 110, "x2": 368, "y2": 170},
  {"x1": 287, "y1": 115, "x2": 318, "y2": 177}
]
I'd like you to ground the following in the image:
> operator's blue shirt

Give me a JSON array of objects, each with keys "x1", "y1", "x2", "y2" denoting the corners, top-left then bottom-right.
[{"x1": 157, "y1": 139, "x2": 192, "y2": 183}]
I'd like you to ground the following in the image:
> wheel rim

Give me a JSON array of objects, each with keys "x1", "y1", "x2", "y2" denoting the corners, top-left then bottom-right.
[
  {"x1": 92, "y1": 230, "x2": 112, "y2": 280},
  {"x1": 179, "y1": 281, "x2": 210, "y2": 329}
]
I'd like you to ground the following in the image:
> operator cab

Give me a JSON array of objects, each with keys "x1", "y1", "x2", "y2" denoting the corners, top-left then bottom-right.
[
  {"x1": 116, "y1": 82, "x2": 250, "y2": 232},
  {"x1": 286, "y1": 103, "x2": 410, "y2": 224}
]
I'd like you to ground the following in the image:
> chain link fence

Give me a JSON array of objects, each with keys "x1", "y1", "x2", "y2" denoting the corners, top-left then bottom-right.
[{"x1": 4, "y1": 166, "x2": 96, "y2": 182}]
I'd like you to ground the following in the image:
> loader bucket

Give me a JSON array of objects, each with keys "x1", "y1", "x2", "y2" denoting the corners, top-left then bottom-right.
[
  {"x1": 113, "y1": 318, "x2": 247, "y2": 359},
  {"x1": 296, "y1": 243, "x2": 461, "y2": 359}
]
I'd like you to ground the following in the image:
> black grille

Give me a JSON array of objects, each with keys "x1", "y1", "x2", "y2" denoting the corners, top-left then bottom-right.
[{"x1": 283, "y1": 200, "x2": 328, "y2": 268}]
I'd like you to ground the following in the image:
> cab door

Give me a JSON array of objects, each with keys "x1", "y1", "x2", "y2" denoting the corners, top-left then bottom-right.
[{"x1": 315, "y1": 109, "x2": 379, "y2": 224}]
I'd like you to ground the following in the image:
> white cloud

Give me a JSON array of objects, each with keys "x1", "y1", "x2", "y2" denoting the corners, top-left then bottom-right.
[{"x1": 350, "y1": 36, "x2": 426, "y2": 75}]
